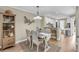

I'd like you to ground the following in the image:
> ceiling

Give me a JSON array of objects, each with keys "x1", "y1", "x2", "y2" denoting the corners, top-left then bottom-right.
[
  {"x1": 11, "y1": 6, "x2": 76, "y2": 16},
  {"x1": 0, "y1": 6, "x2": 76, "y2": 19}
]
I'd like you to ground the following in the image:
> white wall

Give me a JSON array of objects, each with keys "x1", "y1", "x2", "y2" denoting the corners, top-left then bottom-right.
[{"x1": 60, "y1": 20, "x2": 65, "y2": 30}]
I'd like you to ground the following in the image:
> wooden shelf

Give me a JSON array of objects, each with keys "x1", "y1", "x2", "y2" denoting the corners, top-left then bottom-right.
[
  {"x1": 3, "y1": 22, "x2": 14, "y2": 23},
  {"x1": 0, "y1": 10, "x2": 15, "y2": 49},
  {"x1": 51, "y1": 29, "x2": 57, "y2": 40}
]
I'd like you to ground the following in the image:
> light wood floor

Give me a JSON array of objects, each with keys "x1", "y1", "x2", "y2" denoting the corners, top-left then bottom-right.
[
  {"x1": 0, "y1": 35, "x2": 76, "y2": 52},
  {"x1": 60, "y1": 36, "x2": 76, "y2": 52}
]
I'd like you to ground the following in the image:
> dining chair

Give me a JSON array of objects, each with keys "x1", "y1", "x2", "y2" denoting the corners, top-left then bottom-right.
[
  {"x1": 26, "y1": 29, "x2": 31, "y2": 48},
  {"x1": 31, "y1": 31, "x2": 44, "y2": 52},
  {"x1": 44, "y1": 34, "x2": 51, "y2": 52}
]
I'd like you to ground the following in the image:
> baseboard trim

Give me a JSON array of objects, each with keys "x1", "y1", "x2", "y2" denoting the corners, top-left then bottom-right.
[{"x1": 15, "y1": 38, "x2": 27, "y2": 44}]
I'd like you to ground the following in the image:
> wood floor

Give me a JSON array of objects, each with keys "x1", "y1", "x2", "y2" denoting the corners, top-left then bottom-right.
[
  {"x1": 60, "y1": 36, "x2": 76, "y2": 52},
  {"x1": 0, "y1": 35, "x2": 76, "y2": 52}
]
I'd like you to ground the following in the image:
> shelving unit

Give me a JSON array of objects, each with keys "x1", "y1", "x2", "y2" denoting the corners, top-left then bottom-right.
[
  {"x1": 0, "y1": 10, "x2": 16, "y2": 49},
  {"x1": 51, "y1": 28, "x2": 57, "y2": 40}
]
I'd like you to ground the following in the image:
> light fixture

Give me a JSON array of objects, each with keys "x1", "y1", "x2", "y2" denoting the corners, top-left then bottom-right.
[{"x1": 33, "y1": 6, "x2": 42, "y2": 20}]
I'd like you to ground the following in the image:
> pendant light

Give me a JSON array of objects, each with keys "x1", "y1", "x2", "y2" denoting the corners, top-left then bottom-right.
[{"x1": 33, "y1": 6, "x2": 42, "y2": 20}]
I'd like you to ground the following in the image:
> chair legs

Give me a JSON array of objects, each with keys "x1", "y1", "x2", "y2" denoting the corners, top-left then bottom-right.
[
  {"x1": 44, "y1": 40, "x2": 49, "y2": 52},
  {"x1": 32, "y1": 43, "x2": 39, "y2": 52},
  {"x1": 27, "y1": 40, "x2": 31, "y2": 48},
  {"x1": 31, "y1": 42, "x2": 33, "y2": 49},
  {"x1": 37, "y1": 45, "x2": 39, "y2": 52},
  {"x1": 29, "y1": 41, "x2": 31, "y2": 48}
]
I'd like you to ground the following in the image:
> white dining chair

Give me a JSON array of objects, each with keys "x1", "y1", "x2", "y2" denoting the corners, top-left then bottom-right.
[
  {"x1": 26, "y1": 29, "x2": 31, "y2": 48},
  {"x1": 31, "y1": 31, "x2": 43, "y2": 52},
  {"x1": 44, "y1": 34, "x2": 51, "y2": 52},
  {"x1": 39, "y1": 32, "x2": 51, "y2": 52}
]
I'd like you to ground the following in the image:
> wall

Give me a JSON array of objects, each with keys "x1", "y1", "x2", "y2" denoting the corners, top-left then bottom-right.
[
  {"x1": 0, "y1": 6, "x2": 35, "y2": 43},
  {"x1": 60, "y1": 20, "x2": 65, "y2": 30}
]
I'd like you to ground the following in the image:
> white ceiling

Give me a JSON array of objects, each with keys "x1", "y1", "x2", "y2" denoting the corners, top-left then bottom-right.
[
  {"x1": 11, "y1": 6, "x2": 76, "y2": 17},
  {"x1": 0, "y1": 6, "x2": 76, "y2": 19}
]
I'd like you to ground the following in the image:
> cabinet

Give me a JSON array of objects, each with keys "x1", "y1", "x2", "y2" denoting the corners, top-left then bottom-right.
[{"x1": 0, "y1": 10, "x2": 15, "y2": 49}]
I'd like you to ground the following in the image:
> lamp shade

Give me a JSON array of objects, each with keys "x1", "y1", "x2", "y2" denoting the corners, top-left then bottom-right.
[
  {"x1": 33, "y1": 6, "x2": 42, "y2": 20},
  {"x1": 33, "y1": 16, "x2": 42, "y2": 20}
]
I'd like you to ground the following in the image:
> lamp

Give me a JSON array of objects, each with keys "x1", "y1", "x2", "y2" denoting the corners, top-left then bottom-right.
[{"x1": 33, "y1": 6, "x2": 42, "y2": 20}]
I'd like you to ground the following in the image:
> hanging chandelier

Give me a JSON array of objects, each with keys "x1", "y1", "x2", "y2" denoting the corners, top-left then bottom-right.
[{"x1": 33, "y1": 6, "x2": 42, "y2": 20}]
